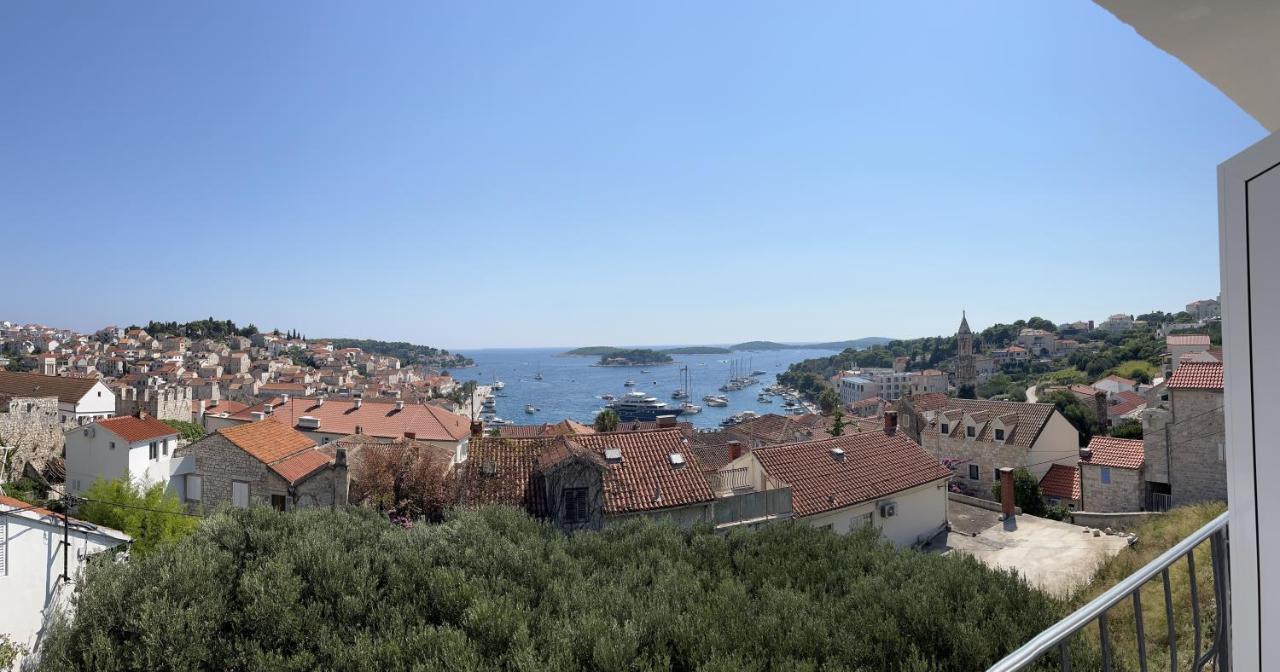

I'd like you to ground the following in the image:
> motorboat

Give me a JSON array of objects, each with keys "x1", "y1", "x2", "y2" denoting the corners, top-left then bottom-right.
[
  {"x1": 624, "y1": 379, "x2": 637, "y2": 387},
  {"x1": 680, "y1": 402, "x2": 702, "y2": 414},
  {"x1": 703, "y1": 394, "x2": 728, "y2": 407},
  {"x1": 524, "y1": 404, "x2": 538, "y2": 414},
  {"x1": 600, "y1": 393, "x2": 616, "y2": 401}
]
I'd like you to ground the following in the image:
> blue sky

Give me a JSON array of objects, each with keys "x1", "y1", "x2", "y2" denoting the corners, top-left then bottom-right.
[{"x1": 0, "y1": 2, "x2": 1266, "y2": 349}]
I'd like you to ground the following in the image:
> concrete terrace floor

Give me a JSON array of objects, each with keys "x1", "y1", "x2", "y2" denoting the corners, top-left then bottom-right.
[{"x1": 927, "y1": 500, "x2": 1131, "y2": 596}]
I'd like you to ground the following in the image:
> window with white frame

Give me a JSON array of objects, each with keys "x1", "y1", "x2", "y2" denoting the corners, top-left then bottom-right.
[{"x1": 149, "y1": 442, "x2": 158, "y2": 460}]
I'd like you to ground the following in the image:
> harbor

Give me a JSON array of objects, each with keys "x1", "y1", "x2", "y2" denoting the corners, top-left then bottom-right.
[{"x1": 448, "y1": 347, "x2": 828, "y2": 429}]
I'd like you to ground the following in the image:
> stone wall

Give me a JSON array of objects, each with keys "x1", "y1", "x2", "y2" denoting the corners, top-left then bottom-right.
[
  {"x1": 1070, "y1": 510, "x2": 1164, "y2": 530},
  {"x1": 0, "y1": 395, "x2": 64, "y2": 478},
  {"x1": 923, "y1": 433, "x2": 1029, "y2": 499},
  {"x1": 1168, "y1": 388, "x2": 1227, "y2": 505},
  {"x1": 176, "y1": 434, "x2": 342, "y2": 510},
  {"x1": 117, "y1": 386, "x2": 192, "y2": 422},
  {"x1": 1080, "y1": 463, "x2": 1144, "y2": 512}
]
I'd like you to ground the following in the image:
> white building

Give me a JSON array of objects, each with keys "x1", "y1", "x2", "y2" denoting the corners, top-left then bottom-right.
[
  {"x1": 63, "y1": 414, "x2": 180, "y2": 494},
  {"x1": 1099, "y1": 314, "x2": 1138, "y2": 332},
  {"x1": 1166, "y1": 333, "x2": 1212, "y2": 372},
  {"x1": 0, "y1": 371, "x2": 116, "y2": 425},
  {"x1": 837, "y1": 368, "x2": 921, "y2": 403},
  {"x1": 0, "y1": 494, "x2": 130, "y2": 669}
]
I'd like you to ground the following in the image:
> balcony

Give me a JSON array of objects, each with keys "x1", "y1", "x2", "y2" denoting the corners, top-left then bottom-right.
[{"x1": 990, "y1": 511, "x2": 1230, "y2": 671}]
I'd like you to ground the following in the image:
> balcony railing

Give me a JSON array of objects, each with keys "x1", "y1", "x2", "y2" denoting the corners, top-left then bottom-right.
[{"x1": 989, "y1": 511, "x2": 1230, "y2": 672}]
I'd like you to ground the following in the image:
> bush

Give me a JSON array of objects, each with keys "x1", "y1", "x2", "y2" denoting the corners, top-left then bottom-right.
[
  {"x1": 38, "y1": 507, "x2": 1065, "y2": 671},
  {"x1": 163, "y1": 419, "x2": 205, "y2": 442},
  {"x1": 990, "y1": 467, "x2": 1048, "y2": 517},
  {"x1": 75, "y1": 477, "x2": 199, "y2": 556}
]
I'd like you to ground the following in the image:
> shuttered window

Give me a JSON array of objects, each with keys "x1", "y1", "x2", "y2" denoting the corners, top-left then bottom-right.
[
  {"x1": 562, "y1": 487, "x2": 589, "y2": 524},
  {"x1": 186, "y1": 475, "x2": 202, "y2": 502}
]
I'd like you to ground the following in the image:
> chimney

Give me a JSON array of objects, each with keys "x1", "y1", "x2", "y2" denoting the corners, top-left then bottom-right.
[
  {"x1": 656, "y1": 414, "x2": 676, "y2": 428},
  {"x1": 999, "y1": 467, "x2": 1015, "y2": 519},
  {"x1": 883, "y1": 411, "x2": 898, "y2": 435},
  {"x1": 395, "y1": 400, "x2": 404, "y2": 411},
  {"x1": 1094, "y1": 391, "x2": 1109, "y2": 432},
  {"x1": 727, "y1": 440, "x2": 743, "y2": 461},
  {"x1": 470, "y1": 420, "x2": 484, "y2": 438},
  {"x1": 354, "y1": 398, "x2": 362, "y2": 409},
  {"x1": 251, "y1": 411, "x2": 266, "y2": 421},
  {"x1": 354, "y1": 425, "x2": 363, "y2": 435},
  {"x1": 1080, "y1": 445, "x2": 1093, "y2": 460},
  {"x1": 198, "y1": 400, "x2": 207, "y2": 418},
  {"x1": 317, "y1": 395, "x2": 325, "y2": 407},
  {"x1": 282, "y1": 393, "x2": 290, "y2": 404},
  {"x1": 333, "y1": 448, "x2": 349, "y2": 508}
]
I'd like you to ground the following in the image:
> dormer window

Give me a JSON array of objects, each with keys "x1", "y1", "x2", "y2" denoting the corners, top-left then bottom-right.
[
  {"x1": 994, "y1": 428, "x2": 1005, "y2": 441},
  {"x1": 966, "y1": 425, "x2": 976, "y2": 438},
  {"x1": 940, "y1": 423, "x2": 950, "y2": 434}
]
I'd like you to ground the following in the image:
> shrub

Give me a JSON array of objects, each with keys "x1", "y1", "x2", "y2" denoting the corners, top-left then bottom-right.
[
  {"x1": 163, "y1": 419, "x2": 206, "y2": 442},
  {"x1": 75, "y1": 477, "x2": 198, "y2": 556},
  {"x1": 38, "y1": 507, "x2": 1065, "y2": 671}
]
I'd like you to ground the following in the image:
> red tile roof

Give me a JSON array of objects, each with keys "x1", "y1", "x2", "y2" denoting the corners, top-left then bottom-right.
[
  {"x1": 901, "y1": 392, "x2": 949, "y2": 413},
  {"x1": 1083, "y1": 436, "x2": 1145, "y2": 469},
  {"x1": 1166, "y1": 361, "x2": 1223, "y2": 391},
  {"x1": 1166, "y1": 334, "x2": 1211, "y2": 346},
  {"x1": 231, "y1": 396, "x2": 470, "y2": 442},
  {"x1": 496, "y1": 419, "x2": 596, "y2": 439},
  {"x1": 0, "y1": 371, "x2": 100, "y2": 405},
  {"x1": 98, "y1": 415, "x2": 178, "y2": 443},
  {"x1": 271, "y1": 449, "x2": 336, "y2": 485},
  {"x1": 1108, "y1": 391, "x2": 1147, "y2": 418},
  {"x1": 459, "y1": 436, "x2": 554, "y2": 514},
  {"x1": 218, "y1": 420, "x2": 317, "y2": 464},
  {"x1": 1039, "y1": 464, "x2": 1081, "y2": 501},
  {"x1": 193, "y1": 399, "x2": 249, "y2": 416},
  {"x1": 573, "y1": 429, "x2": 715, "y2": 515},
  {"x1": 752, "y1": 431, "x2": 951, "y2": 518}
]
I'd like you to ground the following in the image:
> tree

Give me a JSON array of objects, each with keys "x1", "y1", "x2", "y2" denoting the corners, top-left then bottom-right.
[
  {"x1": 990, "y1": 467, "x2": 1049, "y2": 517},
  {"x1": 37, "y1": 507, "x2": 1067, "y2": 672},
  {"x1": 818, "y1": 388, "x2": 840, "y2": 414},
  {"x1": 1110, "y1": 419, "x2": 1143, "y2": 440},
  {"x1": 1042, "y1": 390, "x2": 1100, "y2": 443},
  {"x1": 75, "y1": 477, "x2": 198, "y2": 556},
  {"x1": 0, "y1": 635, "x2": 26, "y2": 671},
  {"x1": 957, "y1": 384, "x2": 977, "y2": 399},
  {"x1": 830, "y1": 410, "x2": 846, "y2": 437},
  {"x1": 593, "y1": 408, "x2": 620, "y2": 432},
  {"x1": 349, "y1": 441, "x2": 456, "y2": 523},
  {"x1": 163, "y1": 420, "x2": 205, "y2": 442}
]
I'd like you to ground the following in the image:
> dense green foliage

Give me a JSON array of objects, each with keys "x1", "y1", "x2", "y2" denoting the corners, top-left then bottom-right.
[
  {"x1": 594, "y1": 349, "x2": 673, "y2": 366},
  {"x1": 164, "y1": 419, "x2": 206, "y2": 442},
  {"x1": 990, "y1": 467, "x2": 1049, "y2": 517},
  {"x1": 818, "y1": 387, "x2": 839, "y2": 413},
  {"x1": 1042, "y1": 390, "x2": 1099, "y2": 443},
  {"x1": 38, "y1": 507, "x2": 1064, "y2": 671},
  {"x1": 0, "y1": 635, "x2": 25, "y2": 670},
  {"x1": 327, "y1": 338, "x2": 473, "y2": 368},
  {"x1": 660, "y1": 346, "x2": 733, "y2": 354},
  {"x1": 285, "y1": 345, "x2": 318, "y2": 368},
  {"x1": 593, "y1": 408, "x2": 620, "y2": 432},
  {"x1": 139, "y1": 318, "x2": 258, "y2": 339},
  {"x1": 1110, "y1": 419, "x2": 1143, "y2": 440},
  {"x1": 562, "y1": 346, "x2": 626, "y2": 356},
  {"x1": 76, "y1": 477, "x2": 198, "y2": 556}
]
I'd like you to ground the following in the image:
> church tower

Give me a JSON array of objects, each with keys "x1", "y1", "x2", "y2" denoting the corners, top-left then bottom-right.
[{"x1": 956, "y1": 312, "x2": 977, "y2": 390}]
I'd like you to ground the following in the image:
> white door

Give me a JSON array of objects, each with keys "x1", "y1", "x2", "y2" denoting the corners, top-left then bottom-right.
[
  {"x1": 231, "y1": 481, "x2": 249, "y2": 509},
  {"x1": 1220, "y1": 129, "x2": 1280, "y2": 670}
]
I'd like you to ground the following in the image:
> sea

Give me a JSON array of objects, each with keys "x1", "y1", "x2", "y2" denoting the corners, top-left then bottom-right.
[{"x1": 447, "y1": 347, "x2": 840, "y2": 430}]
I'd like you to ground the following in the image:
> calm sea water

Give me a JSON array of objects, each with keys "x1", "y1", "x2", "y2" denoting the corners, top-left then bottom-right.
[{"x1": 447, "y1": 347, "x2": 839, "y2": 429}]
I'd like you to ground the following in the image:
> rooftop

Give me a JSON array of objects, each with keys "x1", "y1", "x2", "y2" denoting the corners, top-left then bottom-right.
[
  {"x1": 1166, "y1": 360, "x2": 1224, "y2": 390},
  {"x1": 1083, "y1": 436, "x2": 1145, "y2": 470},
  {"x1": 97, "y1": 414, "x2": 178, "y2": 443},
  {"x1": 232, "y1": 396, "x2": 470, "y2": 442}
]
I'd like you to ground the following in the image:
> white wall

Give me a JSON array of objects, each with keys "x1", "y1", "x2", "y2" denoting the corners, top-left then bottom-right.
[
  {"x1": 63, "y1": 425, "x2": 176, "y2": 494},
  {"x1": 801, "y1": 478, "x2": 949, "y2": 548},
  {"x1": 0, "y1": 509, "x2": 127, "y2": 668},
  {"x1": 67, "y1": 381, "x2": 116, "y2": 422},
  {"x1": 1025, "y1": 412, "x2": 1081, "y2": 480}
]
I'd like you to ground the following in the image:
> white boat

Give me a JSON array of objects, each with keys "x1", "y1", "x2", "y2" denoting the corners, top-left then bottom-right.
[
  {"x1": 671, "y1": 389, "x2": 689, "y2": 400},
  {"x1": 703, "y1": 394, "x2": 728, "y2": 407},
  {"x1": 757, "y1": 394, "x2": 772, "y2": 403},
  {"x1": 624, "y1": 379, "x2": 637, "y2": 387},
  {"x1": 606, "y1": 392, "x2": 684, "y2": 421},
  {"x1": 487, "y1": 417, "x2": 511, "y2": 425},
  {"x1": 524, "y1": 404, "x2": 538, "y2": 414},
  {"x1": 600, "y1": 393, "x2": 616, "y2": 401},
  {"x1": 680, "y1": 402, "x2": 702, "y2": 414}
]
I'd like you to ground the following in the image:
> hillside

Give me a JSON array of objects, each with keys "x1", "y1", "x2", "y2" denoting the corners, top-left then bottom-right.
[
  {"x1": 730, "y1": 338, "x2": 894, "y2": 351},
  {"x1": 325, "y1": 338, "x2": 473, "y2": 368},
  {"x1": 39, "y1": 506, "x2": 1065, "y2": 671}
]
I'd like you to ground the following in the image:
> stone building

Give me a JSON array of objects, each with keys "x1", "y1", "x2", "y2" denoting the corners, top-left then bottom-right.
[
  {"x1": 116, "y1": 385, "x2": 193, "y2": 422},
  {"x1": 174, "y1": 419, "x2": 348, "y2": 511},
  {"x1": 954, "y1": 312, "x2": 977, "y2": 391},
  {"x1": 0, "y1": 395, "x2": 63, "y2": 478},
  {"x1": 1078, "y1": 436, "x2": 1146, "y2": 512},
  {"x1": 1141, "y1": 360, "x2": 1225, "y2": 509}
]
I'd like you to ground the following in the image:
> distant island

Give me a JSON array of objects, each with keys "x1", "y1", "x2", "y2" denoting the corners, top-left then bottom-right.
[
  {"x1": 562, "y1": 339, "x2": 890, "y2": 357},
  {"x1": 594, "y1": 349, "x2": 674, "y2": 367}
]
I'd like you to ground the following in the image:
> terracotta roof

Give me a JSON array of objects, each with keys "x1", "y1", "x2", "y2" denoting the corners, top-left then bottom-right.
[
  {"x1": 0, "y1": 371, "x2": 100, "y2": 404},
  {"x1": 230, "y1": 396, "x2": 470, "y2": 442},
  {"x1": 98, "y1": 415, "x2": 178, "y2": 443},
  {"x1": 850, "y1": 396, "x2": 886, "y2": 409},
  {"x1": 218, "y1": 420, "x2": 317, "y2": 464},
  {"x1": 459, "y1": 436, "x2": 553, "y2": 514},
  {"x1": 1166, "y1": 361, "x2": 1224, "y2": 391},
  {"x1": 194, "y1": 399, "x2": 249, "y2": 416},
  {"x1": 1083, "y1": 436, "x2": 1145, "y2": 469},
  {"x1": 1166, "y1": 334, "x2": 1211, "y2": 346},
  {"x1": 1039, "y1": 464, "x2": 1081, "y2": 501},
  {"x1": 1069, "y1": 384, "x2": 1102, "y2": 398},
  {"x1": 922, "y1": 399, "x2": 1056, "y2": 449},
  {"x1": 608, "y1": 419, "x2": 695, "y2": 434},
  {"x1": 752, "y1": 431, "x2": 952, "y2": 517},
  {"x1": 1108, "y1": 391, "x2": 1147, "y2": 418},
  {"x1": 725, "y1": 413, "x2": 820, "y2": 445},
  {"x1": 901, "y1": 392, "x2": 949, "y2": 413},
  {"x1": 497, "y1": 419, "x2": 596, "y2": 439},
  {"x1": 271, "y1": 450, "x2": 336, "y2": 485}
]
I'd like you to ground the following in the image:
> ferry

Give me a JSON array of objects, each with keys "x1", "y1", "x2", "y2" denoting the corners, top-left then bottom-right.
[{"x1": 607, "y1": 392, "x2": 684, "y2": 421}]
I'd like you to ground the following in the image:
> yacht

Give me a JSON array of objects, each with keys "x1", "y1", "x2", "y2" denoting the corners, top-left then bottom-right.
[
  {"x1": 680, "y1": 402, "x2": 702, "y2": 414},
  {"x1": 757, "y1": 394, "x2": 772, "y2": 403},
  {"x1": 671, "y1": 389, "x2": 689, "y2": 400},
  {"x1": 624, "y1": 379, "x2": 637, "y2": 387},
  {"x1": 524, "y1": 404, "x2": 538, "y2": 414},
  {"x1": 752, "y1": 369, "x2": 767, "y2": 377},
  {"x1": 607, "y1": 392, "x2": 684, "y2": 421},
  {"x1": 486, "y1": 416, "x2": 511, "y2": 425},
  {"x1": 600, "y1": 393, "x2": 616, "y2": 402},
  {"x1": 703, "y1": 394, "x2": 728, "y2": 407},
  {"x1": 492, "y1": 379, "x2": 505, "y2": 390}
]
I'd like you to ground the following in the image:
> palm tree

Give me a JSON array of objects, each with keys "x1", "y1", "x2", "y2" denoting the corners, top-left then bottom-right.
[{"x1": 594, "y1": 409, "x2": 620, "y2": 432}]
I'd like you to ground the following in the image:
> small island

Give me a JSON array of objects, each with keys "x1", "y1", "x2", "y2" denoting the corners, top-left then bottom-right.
[{"x1": 594, "y1": 349, "x2": 674, "y2": 367}]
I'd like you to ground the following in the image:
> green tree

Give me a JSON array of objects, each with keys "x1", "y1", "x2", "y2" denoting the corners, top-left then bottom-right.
[
  {"x1": 830, "y1": 410, "x2": 845, "y2": 437},
  {"x1": 37, "y1": 507, "x2": 1067, "y2": 672},
  {"x1": 1042, "y1": 390, "x2": 1100, "y2": 443},
  {"x1": 1110, "y1": 419, "x2": 1143, "y2": 440},
  {"x1": 818, "y1": 387, "x2": 840, "y2": 414},
  {"x1": 957, "y1": 384, "x2": 977, "y2": 399},
  {"x1": 593, "y1": 408, "x2": 620, "y2": 432},
  {"x1": 163, "y1": 420, "x2": 205, "y2": 442},
  {"x1": 76, "y1": 477, "x2": 198, "y2": 556},
  {"x1": 0, "y1": 634, "x2": 26, "y2": 671},
  {"x1": 990, "y1": 467, "x2": 1049, "y2": 517}
]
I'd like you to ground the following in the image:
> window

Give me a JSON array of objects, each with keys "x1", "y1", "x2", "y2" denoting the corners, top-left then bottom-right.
[
  {"x1": 858, "y1": 512, "x2": 874, "y2": 528},
  {"x1": 968, "y1": 464, "x2": 979, "y2": 480},
  {"x1": 994, "y1": 428, "x2": 1005, "y2": 441},
  {"x1": 109, "y1": 441, "x2": 116, "y2": 450},
  {"x1": 162, "y1": 440, "x2": 169, "y2": 456},
  {"x1": 562, "y1": 487, "x2": 589, "y2": 524},
  {"x1": 231, "y1": 481, "x2": 250, "y2": 508},
  {"x1": 940, "y1": 423, "x2": 950, "y2": 434},
  {"x1": 994, "y1": 468, "x2": 1002, "y2": 481},
  {"x1": 149, "y1": 442, "x2": 158, "y2": 460},
  {"x1": 186, "y1": 474, "x2": 202, "y2": 502},
  {"x1": 271, "y1": 495, "x2": 287, "y2": 512},
  {"x1": 1100, "y1": 467, "x2": 1111, "y2": 485},
  {"x1": 966, "y1": 425, "x2": 976, "y2": 438}
]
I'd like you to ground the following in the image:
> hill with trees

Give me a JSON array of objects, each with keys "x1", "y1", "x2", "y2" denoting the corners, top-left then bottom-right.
[
  {"x1": 326, "y1": 338, "x2": 473, "y2": 369},
  {"x1": 38, "y1": 506, "x2": 1064, "y2": 671},
  {"x1": 594, "y1": 349, "x2": 673, "y2": 366}
]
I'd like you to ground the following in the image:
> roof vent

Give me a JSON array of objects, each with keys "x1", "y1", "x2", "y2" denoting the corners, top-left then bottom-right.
[
  {"x1": 668, "y1": 452, "x2": 686, "y2": 469},
  {"x1": 281, "y1": 393, "x2": 290, "y2": 404},
  {"x1": 354, "y1": 398, "x2": 362, "y2": 409},
  {"x1": 395, "y1": 400, "x2": 404, "y2": 411},
  {"x1": 480, "y1": 459, "x2": 497, "y2": 476},
  {"x1": 355, "y1": 424, "x2": 363, "y2": 435},
  {"x1": 604, "y1": 448, "x2": 623, "y2": 464},
  {"x1": 297, "y1": 416, "x2": 320, "y2": 430},
  {"x1": 250, "y1": 411, "x2": 266, "y2": 421},
  {"x1": 653, "y1": 485, "x2": 663, "y2": 503},
  {"x1": 263, "y1": 402, "x2": 273, "y2": 413},
  {"x1": 316, "y1": 396, "x2": 325, "y2": 407},
  {"x1": 830, "y1": 447, "x2": 846, "y2": 462}
]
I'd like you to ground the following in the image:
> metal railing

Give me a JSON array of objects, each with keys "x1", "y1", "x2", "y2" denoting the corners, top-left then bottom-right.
[{"x1": 989, "y1": 511, "x2": 1230, "y2": 672}]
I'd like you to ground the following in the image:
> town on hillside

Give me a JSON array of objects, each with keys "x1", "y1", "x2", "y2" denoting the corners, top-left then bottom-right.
[{"x1": 0, "y1": 300, "x2": 1226, "y2": 669}]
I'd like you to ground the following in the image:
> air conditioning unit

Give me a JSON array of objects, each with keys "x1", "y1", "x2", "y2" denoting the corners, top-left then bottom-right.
[{"x1": 878, "y1": 501, "x2": 897, "y2": 518}]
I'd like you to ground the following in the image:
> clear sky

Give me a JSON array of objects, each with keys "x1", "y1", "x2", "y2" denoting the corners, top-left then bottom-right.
[{"x1": 0, "y1": 2, "x2": 1266, "y2": 349}]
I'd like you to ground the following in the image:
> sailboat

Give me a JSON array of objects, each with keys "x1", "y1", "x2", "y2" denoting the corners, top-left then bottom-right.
[
  {"x1": 533, "y1": 367, "x2": 544, "y2": 381},
  {"x1": 675, "y1": 365, "x2": 701, "y2": 414}
]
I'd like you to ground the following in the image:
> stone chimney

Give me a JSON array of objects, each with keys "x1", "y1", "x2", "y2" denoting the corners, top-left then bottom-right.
[
  {"x1": 1080, "y1": 445, "x2": 1093, "y2": 460},
  {"x1": 470, "y1": 420, "x2": 484, "y2": 438},
  {"x1": 728, "y1": 440, "x2": 743, "y2": 461},
  {"x1": 656, "y1": 414, "x2": 676, "y2": 428},
  {"x1": 1094, "y1": 391, "x2": 1109, "y2": 432},
  {"x1": 404, "y1": 431, "x2": 416, "y2": 440},
  {"x1": 333, "y1": 448, "x2": 349, "y2": 508},
  {"x1": 883, "y1": 411, "x2": 898, "y2": 435},
  {"x1": 999, "y1": 467, "x2": 1015, "y2": 519}
]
